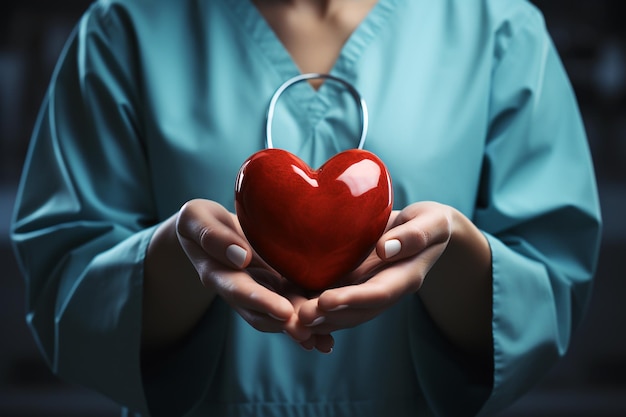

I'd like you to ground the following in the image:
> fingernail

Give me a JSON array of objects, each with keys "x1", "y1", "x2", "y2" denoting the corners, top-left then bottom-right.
[
  {"x1": 328, "y1": 304, "x2": 348, "y2": 312},
  {"x1": 306, "y1": 317, "x2": 326, "y2": 327},
  {"x1": 226, "y1": 244, "x2": 247, "y2": 268},
  {"x1": 384, "y1": 239, "x2": 401, "y2": 259}
]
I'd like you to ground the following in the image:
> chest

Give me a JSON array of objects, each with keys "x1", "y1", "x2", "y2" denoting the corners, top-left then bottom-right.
[
  {"x1": 141, "y1": 0, "x2": 493, "y2": 218},
  {"x1": 252, "y1": 1, "x2": 378, "y2": 88}
]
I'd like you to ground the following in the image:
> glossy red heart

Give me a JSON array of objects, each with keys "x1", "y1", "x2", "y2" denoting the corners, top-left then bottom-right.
[{"x1": 235, "y1": 148, "x2": 393, "y2": 291}]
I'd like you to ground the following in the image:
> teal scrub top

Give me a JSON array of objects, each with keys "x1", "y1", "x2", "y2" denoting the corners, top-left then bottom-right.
[{"x1": 11, "y1": 0, "x2": 602, "y2": 416}]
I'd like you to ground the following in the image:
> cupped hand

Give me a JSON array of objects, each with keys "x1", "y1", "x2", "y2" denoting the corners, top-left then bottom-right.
[
  {"x1": 175, "y1": 199, "x2": 333, "y2": 352},
  {"x1": 297, "y1": 201, "x2": 455, "y2": 336}
]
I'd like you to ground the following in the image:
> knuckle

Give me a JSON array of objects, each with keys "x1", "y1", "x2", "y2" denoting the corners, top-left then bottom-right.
[
  {"x1": 417, "y1": 229, "x2": 431, "y2": 247},
  {"x1": 178, "y1": 199, "x2": 202, "y2": 220},
  {"x1": 198, "y1": 225, "x2": 216, "y2": 249},
  {"x1": 405, "y1": 224, "x2": 430, "y2": 250}
]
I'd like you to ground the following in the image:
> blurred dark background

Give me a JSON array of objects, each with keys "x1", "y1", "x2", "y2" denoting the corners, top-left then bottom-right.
[{"x1": 1, "y1": 1, "x2": 625, "y2": 416}]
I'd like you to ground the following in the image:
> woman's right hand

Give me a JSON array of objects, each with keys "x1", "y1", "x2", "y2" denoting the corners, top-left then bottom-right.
[{"x1": 175, "y1": 199, "x2": 333, "y2": 352}]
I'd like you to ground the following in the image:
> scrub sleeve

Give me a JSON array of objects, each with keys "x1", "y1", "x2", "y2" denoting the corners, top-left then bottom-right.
[
  {"x1": 10, "y1": 5, "x2": 226, "y2": 415},
  {"x1": 408, "y1": 6, "x2": 601, "y2": 417}
]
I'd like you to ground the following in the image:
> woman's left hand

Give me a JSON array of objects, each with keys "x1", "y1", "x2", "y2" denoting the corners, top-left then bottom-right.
[{"x1": 297, "y1": 201, "x2": 455, "y2": 337}]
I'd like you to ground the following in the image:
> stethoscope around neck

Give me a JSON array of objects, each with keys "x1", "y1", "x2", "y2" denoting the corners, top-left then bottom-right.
[{"x1": 264, "y1": 73, "x2": 369, "y2": 151}]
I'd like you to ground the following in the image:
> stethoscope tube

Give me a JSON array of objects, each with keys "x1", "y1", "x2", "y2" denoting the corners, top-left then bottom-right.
[{"x1": 265, "y1": 73, "x2": 369, "y2": 150}]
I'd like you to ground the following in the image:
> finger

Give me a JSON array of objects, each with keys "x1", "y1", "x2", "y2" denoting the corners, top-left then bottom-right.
[
  {"x1": 314, "y1": 250, "x2": 438, "y2": 320},
  {"x1": 298, "y1": 253, "x2": 438, "y2": 333},
  {"x1": 177, "y1": 199, "x2": 252, "y2": 269},
  {"x1": 282, "y1": 316, "x2": 313, "y2": 343},
  {"x1": 299, "y1": 336, "x2": 316, "y2": 351},
  {"x1": 300, "y1": 334, "x2": 334, "y2": 353},
  {"x1": 296, "y1": 333, "x2": 334, "y2": 353},
  {"x1": 297, "y1": 274, "x2": 414, "y2": 334},
  {"x1": 344, "y1": 250, "x2": 438, "y2": 304},
  {"x1": 377, "y1": 203, "x2": 452, "y2": 262},
  {"x1": 297, "y1": 296, "x2": 377, "y2": 334},
  {"x1": 206, "y1": 263, "x2": 315, "y2": 339},
  {"x1": 313, "y1": 333, "x2": 335, "y2": 353},
  {"x1": 299, "y1": 297, "x2": 379, "y2": 334},
  {"x1": 238, "y1": 309, "x2": 293, "y2": 333},
  {"x1": 269, "y1": 281, "x2": 313, "y2": 342},
  {"x1": 207, "y1": 263, "x2": 295, "y2": 323}
]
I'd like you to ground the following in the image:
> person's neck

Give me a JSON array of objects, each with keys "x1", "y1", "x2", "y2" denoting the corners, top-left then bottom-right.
[{"x1": 252, "y1": 0, "x2": 378, "y2": 87}]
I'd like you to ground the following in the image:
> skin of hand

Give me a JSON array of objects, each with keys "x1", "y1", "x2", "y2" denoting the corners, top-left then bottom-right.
[
  {"x1": 174, "y1": 199, "x2": 334, "y2": 352},
  {"x1": 144, "y1": 199, "x2": 491, "y2": 357},
  {"x1": 297, "y1": 202, "x2": 493, "y2": 357}
]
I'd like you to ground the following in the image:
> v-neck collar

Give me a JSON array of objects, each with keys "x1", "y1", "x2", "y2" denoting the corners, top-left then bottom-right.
[{"x1": 227, "y1": 0, "x2": 398, "y2": 92}]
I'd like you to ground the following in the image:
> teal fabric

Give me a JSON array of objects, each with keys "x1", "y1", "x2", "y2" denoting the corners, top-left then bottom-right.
[{"x1": 11, "y1": 0, "x2": 602, "y2": 416}]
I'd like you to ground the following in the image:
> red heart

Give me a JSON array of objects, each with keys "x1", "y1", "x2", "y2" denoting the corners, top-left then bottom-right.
[{"x1": 235, "y1": 148, "x2": 393, "y2": 291}]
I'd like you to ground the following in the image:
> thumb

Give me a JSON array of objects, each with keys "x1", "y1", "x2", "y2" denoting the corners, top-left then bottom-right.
[
  {"x1": 376, "y1": 203, "x2": 452, "y2": 262},
  {"x1": 176, "y1": 199, "x2": 252, "y2": 270}
]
